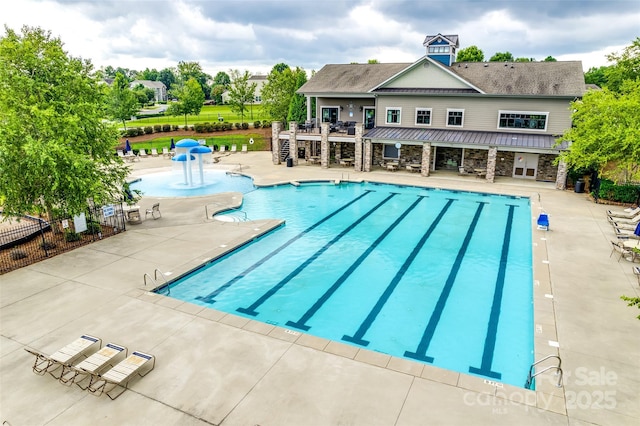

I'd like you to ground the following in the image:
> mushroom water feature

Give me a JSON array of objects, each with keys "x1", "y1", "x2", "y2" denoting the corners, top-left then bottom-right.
[{"x1": 172, "y1": 139, "x2": 212, "y2": 186}]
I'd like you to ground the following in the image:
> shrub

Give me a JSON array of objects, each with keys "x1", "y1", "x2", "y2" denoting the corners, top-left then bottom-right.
[
  {"x1": 153, "y1": 124, "x2": 162, "y2": 132},
  {"x1": 241, "y1": 122, "x2": 249, "y2": 130},
  {"x1": 194, "y1": 123, "x2": 205, "y2": 133},
  {"x1": 10, "y1": 249, "x2": 28, "y2": 260},
  {"x1": 125, "y1": 127, "x2": 140, "y2": 137},
  {"x1": 262, "y1": 120, "x2": 271, "y2": 128},
  {"x1": 64, "y1": 231, "x2": 81, "y2": 242},
  {"x1": 254, "y1": 121, "x2": 262, "y2": 129},
  {"x1": 224, "y1": 122, "x2": 233, "y2": 131},
  {"x1": 162, "y1": 124, "x2": 171, "y2": 132},
  {"x1": 598, "y1": 180, "x2": 640, "y2": 203},
  {"x1": 144, "y1": 126, "x2": 153, "y2": 135},
  {"x1": 213, "y1": 122, "x2": 223, "y2": 131},
  {"x1": 85, "y1": 221, "x2": 102, "y2": 234},
  {"x1": 234, "y1": 122, "x2": 241, "y2": 130}
]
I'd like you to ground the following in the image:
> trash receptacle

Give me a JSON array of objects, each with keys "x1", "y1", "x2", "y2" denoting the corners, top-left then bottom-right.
[
  {"x1": 574, "y1": 179, "x2": 585, "y2": 193},
  {"x1": 286, "y1": 157, "x2": 293, "y2": 167}
]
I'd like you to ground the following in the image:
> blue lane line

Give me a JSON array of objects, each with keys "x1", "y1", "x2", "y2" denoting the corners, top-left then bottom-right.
[
  {"x1": 195, "y1": 190, "x2": 374, "y2": 304},
  {"x1": 404, "y1": 201, "x2": 487, "y2": 362},
  {"x1": 286, "y1": 195, "x2": 428, "y2": 331},
  {"x1": 469, "y1": 204, "x2": 516, "y2": 379},
  {"x1": 237, "y1": 193, "x2": 398, "y2": 316},
  {"x1": 342, "y1": 198, "x2": 456, "y2": 347}
]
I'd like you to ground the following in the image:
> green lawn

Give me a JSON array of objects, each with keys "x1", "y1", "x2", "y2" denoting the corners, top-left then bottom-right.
[
  {"x1": 123, "y1": 133, "x2": 270, "y2": 153},
  {"x1": 127, "y1": 104, "x2": 269, "y2": 127}
]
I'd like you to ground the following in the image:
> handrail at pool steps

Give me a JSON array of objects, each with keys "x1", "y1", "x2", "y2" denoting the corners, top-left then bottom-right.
[
  {"x1": 525, "y1": 354, "x2": 563, "y2": 389},
  {"x1": 143, "y1": 268, "x2": 170, "y2": 295}
]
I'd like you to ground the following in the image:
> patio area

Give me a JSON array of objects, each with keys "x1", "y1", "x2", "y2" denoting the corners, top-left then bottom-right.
[{"x1": 1, "y1": 152, "x2": 638, "y2": 425}]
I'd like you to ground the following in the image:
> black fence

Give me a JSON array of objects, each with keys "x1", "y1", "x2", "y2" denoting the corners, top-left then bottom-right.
[{"x1": 0, "y1": 203, "x2": 127, "y2": 275}]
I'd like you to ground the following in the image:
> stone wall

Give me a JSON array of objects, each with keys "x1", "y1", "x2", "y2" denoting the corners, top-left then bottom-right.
[
  {"x1": 494, "y1": 151, "x2": 515, "y2": 176},
  {"x1": 537, "y1": 154, "x2": 559, "y2": 182},
  {"x1": 461, "y1": 149, "x2": 488, "y2": 173}
]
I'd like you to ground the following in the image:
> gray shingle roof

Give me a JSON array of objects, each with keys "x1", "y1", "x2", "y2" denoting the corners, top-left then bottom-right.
[
  {"x1": 364, "y1": 127, "x2": 568, "y2": 150},
  {"x1": 450, "y1": 61, "x2": 586, "y2": 96},
  {"x1": 423, "y1": 34, "x2": 459, "y2": 46},
  {"x1": 297, "y1": 63, "x2": 409, "y2": 94}
]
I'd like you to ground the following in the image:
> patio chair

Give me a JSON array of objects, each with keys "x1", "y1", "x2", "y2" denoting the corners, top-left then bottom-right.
[
  {"x1": 162, "y1": 147, "x2": 170, "y2": 158},
  {"x1": 241, "y1": 144, "x2": 248, "y2": 153},
  {"x1": 24, "y1": 334, "x2": 102, "y2": 378},
  {"x1": 607, "y1": 206, "x2": 640, "y2": 218},
  {"x1": 537, "y1": 213, "x2": 549, "y2": 230},
  {"x1": 230, "y1": 144, "x2": 237, "y2": 153},
  {"x1": 145, "y1": 203, "x2": 161, "y2": 220},
  {"x1": 138, "y1": 149, "x2": 148, "y2": 157},
  {"x1": 59, "y1": 343, "x2": 128, "y2": 389},
  {"x1": 126, "y1": 208, "x2": 142, "y2": 224},
  {"x1": 607, "y1": 212, "x2": 640, "y2": 225},
  {"x1": 610, "y1": 241, "x2": 635, "y2": 262},
  {"x1": 116, "y1": 150, "x2": 125, "y2": 159},
  {"x1": 87, "y1": 351, "x2": 155, "y2": 400},
  {"x1": 613, "y1": 226, "x2": 640, "y2": 240},
  {"x1": 634, "y1": 266, "x2": 640, "y2": 285},
  {"x1": 151, "y1": 148, "x2": 159, "y2": 157},
  {"x1": 219, "y1": 145, "x2": 226, "y2": 153}
]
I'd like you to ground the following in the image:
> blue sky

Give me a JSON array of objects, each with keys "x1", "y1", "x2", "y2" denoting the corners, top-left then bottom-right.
[{"x1": 3, "y1": 0, "x2": 639, "y2": 76}]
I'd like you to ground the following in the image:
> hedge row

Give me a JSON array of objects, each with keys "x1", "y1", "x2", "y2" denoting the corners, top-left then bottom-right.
[
  {"x1": 122, "y1": 120, "x2": 272, "y2": 137},
  {"x1": 597, "y1": 180, "x2": 640, "y2": 203}
]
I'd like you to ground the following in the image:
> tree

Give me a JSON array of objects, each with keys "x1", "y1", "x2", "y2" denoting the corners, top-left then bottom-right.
[
  {"x1": 226, "y1": 70, "x2": 256, "y2": 123},
  {"x1": 105, "y1": 72, "x2": 138, "y2": 130},
  {"x1": 0, "y1": 26, "x2": 128, "y2": 219},
  {"x1": 605, "y1": 37, "x2": 640, "y2": 93},
  {"x1": 557, "y1": 80, "x2": 640, "y2": 183},
  {"x1": 456, "y1": 45, "x2": 484, "y2": 62},
  {"x1": 213, "y1": 71, "x2": 230, "y2": 87},
  {"x1": 367, "y1": 59, "x2": 379, "y2": 64},
  {"x1": 287, "y1": 68, "x2": 308, "y2": 124},
  {"x1": 515, "y1": 57, "x2": 535, "y2": 62},
  {"x1": 132, "y1": 84, "x2": 155, "y2": 106},
  {"x1": 158, "y1": 67, "x2": 177, "y2": 92},
  {"x1": 211, "y1": 71, "x2": 230, "y2": 105},
  {"x1": 272, "y1": 63, "x2": 289, "y2": 74},
  {"x1": 261, "y1": 64, "x2": 297, "y2": 124},
  {"x1": 489, "y1": 51, "x2": 514, "y2": 62},
  {"x1": 177, "y1": 61, "x2": 211, "y2": 99},
  {"x1": 584, "y1": 66, "x2": 610, "y2": 88},
  {"x1": 543, "y1": 56, "x2": 557, "y2": 62},
  {"x1": 166, "y1": 77, "x2": 204, "y2": 126},
  {"x1": 137, "y1": 67, "x2": 159, "y2": 81}
]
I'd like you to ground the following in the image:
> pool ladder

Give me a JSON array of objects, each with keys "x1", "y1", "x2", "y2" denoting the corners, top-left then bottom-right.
[
  {"x1": 143, "y1": 268, "x2": 170, "y2": 295},
  {"x1": 525, "y1": 354, "x2": 563, "y2": 389}
]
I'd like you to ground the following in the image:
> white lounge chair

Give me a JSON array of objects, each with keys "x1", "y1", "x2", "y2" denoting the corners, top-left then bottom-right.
[
  {"x1": 219, "y1": 145, "x2": 226, "y2": 153},
  {"x1": 151, "y1": 148, "x2": 159, "y2": 157},
  {"x1": 608, "y1": 207, "x2": 640, "y2": 218},
  {"x1": 230, "y1": 144, "x2": 237, "y2": 153},
  {"x1": 162, "y1": 147, "x2": 170, "y2": 158},
  {"x1": 241, "y1": 144, "x2": 248, "y2": 153},
  {"x1": 138, "y1": 149, "x2": 148, "y2": 157},
  {"x1": 24, "y1": 334, "x2": 102, "y2": 378},
  {"x1": 59, "y1": 343, "x2": 128, "y2": 389},
  {"x1": 116, "y1": 150, "x2": 125, "y2": 158},
  {"x1": 87, "y1": 351, "x2": 155, "y2": 400}
]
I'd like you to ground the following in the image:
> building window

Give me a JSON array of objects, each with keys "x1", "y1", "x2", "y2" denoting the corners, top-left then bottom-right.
[
  {"x1": 415, "y1": 108, "x2": 432, "y2": 125},
  {"x1": 447, "y1": 109, "x2": 464, "y2": 127},
  {"x1": 498, "y1": 111, "x2": 548, "y2": 130},
  {"x1": 383, "y1": 144, "x2": 400, "y2": 159},
  {"x1": 386, "y1": 108, "x2": 401, "y2": 125},
  {"x1": 428, "y1": 46, "x2": 450, "y2": 53}
]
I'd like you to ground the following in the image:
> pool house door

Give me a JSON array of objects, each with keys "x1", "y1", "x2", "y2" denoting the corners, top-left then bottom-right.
[{"x1": 512, "y1": 153, "x2": 538, "y2": 179}]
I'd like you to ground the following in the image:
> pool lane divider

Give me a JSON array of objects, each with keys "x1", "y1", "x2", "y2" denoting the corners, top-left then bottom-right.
[
  {"x1": 286, "y1": 195, "x2": 428, "y2": 331},
  {"x1": 342, "y1": 198, "x2": 456, "y2": 347},
  {"x1": 404, "y1": 201, "x2": 487, "y2": 362},
  {"x1": 237, "y1": 192, "x2": 399, "y2": 316},
  {"x1": 195, "y1": 190, "x2": 375, "y2": 304},
  {"x1": 468, "y1": 204, "x2": 517, "y2": 380}
]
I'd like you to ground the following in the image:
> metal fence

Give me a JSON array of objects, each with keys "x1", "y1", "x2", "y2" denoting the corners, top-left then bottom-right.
[{"x1": 0, "y1": 203, "x2": 127, "y2": 275}]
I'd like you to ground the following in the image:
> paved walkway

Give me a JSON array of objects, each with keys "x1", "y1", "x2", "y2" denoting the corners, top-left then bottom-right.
[{"x1": 1, "y1": 152, "x2": 638, "y2": 425}]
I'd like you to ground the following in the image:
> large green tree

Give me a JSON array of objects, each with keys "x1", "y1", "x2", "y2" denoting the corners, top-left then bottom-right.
[
  {"x1": 261, "y1": 64, "x2": 297, "y2": 124},
  {"x1": 287, "y1": 68, "x2": 308, "y2": 124},
  {"x1": 177, "y1": 61, "x2": 211, "y2": 99},
  {"x1": 584, "y1": 65, "x2": 610, "y2": 88},
  {"x1": 605, "y1": 37, "x2": 640, "y2": 93},
  {"x1": 489, "y1": 51, "x2": 515, "y2": 62},
  {"x1": 226, "y1": 70, "x2": 256, "y2": 123},
  {"x1": 557, "y1": 80, "x2": 640, "y2": 183},
  {"x1": 456, "y1": 45, "x2": 484, "y2": 62},
  {"x1": 0, "y1": 26, "x2": 128, "y2": 218},
  {"x1": 158, "y1": 67, "x2": 177, "y2": 92},
  {"x1": 166, "y1": 77, "x2": 204, "y2": 126},
  {"x1": 105, "y1": 72, "x2": 138, "y2": 130}
]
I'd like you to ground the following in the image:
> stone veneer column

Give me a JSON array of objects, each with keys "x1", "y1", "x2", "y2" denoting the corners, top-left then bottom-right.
[
  {"x1": 271, "y1": 121, "x2": 282, "y2": 164},
  {"x1": 421, "y1": 143, "x2": 431, "y2": 177},
  {"x1": 556, "y1": 159, "x2": 568, "y2": 190},
  {"x1": 289, "y1": 122, "x2": 298, "y2": 166},
  {"x1": 320, "y1": 123, "x2": 330, "y2": 169},
  {"x1": 354, "y1": 124, "x2": 364, "y2": 172},
  {"x1": 363, "y1": 139, "x2": 372, "y2": 172},
  {"x1": 486, "y1": 147, "x2": 497, "y2": 183}
]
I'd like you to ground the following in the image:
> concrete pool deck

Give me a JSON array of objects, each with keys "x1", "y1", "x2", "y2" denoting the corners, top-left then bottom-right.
[{"x1": 1, "y1": 152, "x2": 638, "y2": 425}]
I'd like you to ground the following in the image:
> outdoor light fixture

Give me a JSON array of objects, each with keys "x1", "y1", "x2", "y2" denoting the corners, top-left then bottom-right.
[
  {"x1": 340, "y1": 106, "x2": 344, "y2": 111},
  {"x1": 359, "y1": 106, "x2": 363, "y2": 111}
]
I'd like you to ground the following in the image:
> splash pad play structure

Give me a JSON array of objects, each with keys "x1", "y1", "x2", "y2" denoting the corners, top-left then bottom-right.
[{"x1": 172, "y1": 139, "x2": 212, "y2": 186}]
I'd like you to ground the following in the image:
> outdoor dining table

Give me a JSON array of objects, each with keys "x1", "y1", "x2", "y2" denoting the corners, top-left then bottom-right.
[
  {"x1": 340, "y1": 158, "x2": 354, "y2": 167},
  {"x1": 308, "y1": 156, "x2": 321, "y2": 165}
]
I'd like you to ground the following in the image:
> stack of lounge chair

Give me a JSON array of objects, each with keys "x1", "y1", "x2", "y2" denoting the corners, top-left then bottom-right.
[
  {"x1": 607, "y1": 206, "x2": 640, "y2": 239},
  {"x1": 24, "y1": 334, "x2": 155, "y2": 400}
]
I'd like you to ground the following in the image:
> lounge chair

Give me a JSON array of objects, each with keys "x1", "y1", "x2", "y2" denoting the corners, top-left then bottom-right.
[
  {"x1": 230, "y1": 144, "x2": 237, "y2": 153},
  {"x1": 241, "y1": 144, "x2": 248, "y2": 153},
  {"x1": 162, "y1": 147, "x2": 170, "y2": 158},
  {"x1": 24, "y1": 334, "x2": 102, "y2": 378},
  {"x1": 219, "y1": 145, "x2": 226, "y2": 153},
  {"x1": 116, "y1": 150, "x2": 125, "y2": 159},
  {"x1": 607, "y1": 213, "x2": 640, "y2": 225},
  {"x1": 537, "y1": 213, "x2": 550, "y2": 230},
  {"x1": 126, "y1": 208, "x2": 142, "y2": 224},
  {"x1": 145, "y1": 203, "x2": 161, "y2": 220},
  {"x1": 151, "y1": 148, "x2": 159, "y2": 157},
  {"x1": 59, "y1": 343, "x2": 127, "y2": 389},
  {"x1": 138, "y1": 149, "x2": 148, "y2": 157},
  {"x1": 634, "y1": 266, "x2": 640, "y2": 285},
  {"x1": 87, "y1": 351, "x2": 155, "y2": 400},
  {"x1": 607, "y1": 206, "x2": 640, "y2": 218},
  {"x1": 610, "y1": 241, "x2": 636, "y2": 262},
  {"x1": 613, "y1": 226, "x2": 640, "y2": 239}
]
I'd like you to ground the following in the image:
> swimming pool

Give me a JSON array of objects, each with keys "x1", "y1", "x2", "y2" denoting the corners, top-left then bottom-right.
[
  {"x1": 162, "y1": 182, "x2": 534, "y2": 388},
  {"x1": 129, "y1": 170, "x2": 255, "y2": 197}
]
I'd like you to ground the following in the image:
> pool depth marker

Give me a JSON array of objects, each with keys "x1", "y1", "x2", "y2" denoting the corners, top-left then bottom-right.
[
  {"x1": 468, "y1": 204, "x2": 516, "y2": 380},
  {"x1": 404, "y1": 201, "x2": 487, "y2": 362},
  {"x1": 195, "y1": 190, "x2": 374, "y2": 304},
  {"x1": 286, "y1": 195, "x2": 427, "y2": 331},
  {"x1": 237, "y1": 193, "x2": 398, "y2": 316},
  {"x1": 342, "y1": 198, "x2": 456, "y2": 347}
]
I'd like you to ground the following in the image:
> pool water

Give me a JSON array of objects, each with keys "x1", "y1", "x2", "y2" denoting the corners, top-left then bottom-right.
[
  {"x1": 130, "y1": 170, "x2": 255, "y2": 197},
  {"x1": 163, "y1": 182, "x2": 534, "y2": 388}
]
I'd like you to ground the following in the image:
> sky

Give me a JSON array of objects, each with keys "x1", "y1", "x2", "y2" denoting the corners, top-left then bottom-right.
[{"x1": 3, "y1": 0, "x2": 639, "y2": 78}]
